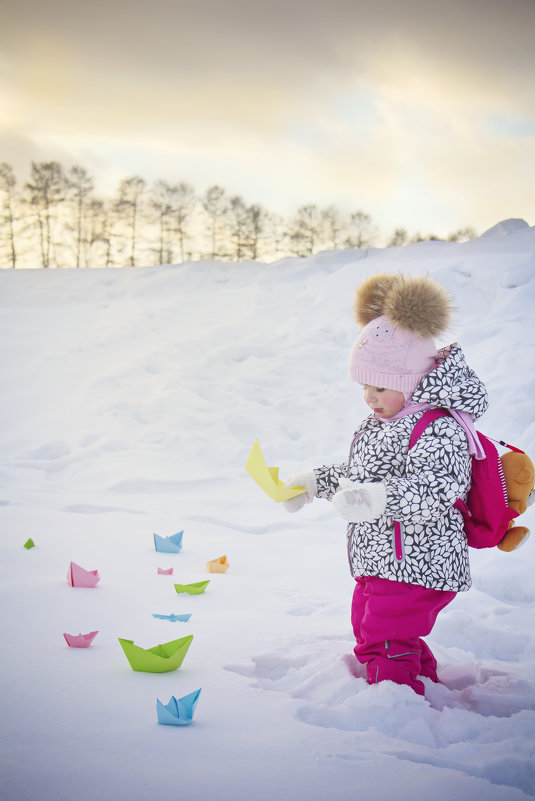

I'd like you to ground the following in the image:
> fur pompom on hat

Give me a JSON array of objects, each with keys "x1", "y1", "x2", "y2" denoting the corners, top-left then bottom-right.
[{"x1": 349, "y1": 273, "x2": 452, "y2": 398}]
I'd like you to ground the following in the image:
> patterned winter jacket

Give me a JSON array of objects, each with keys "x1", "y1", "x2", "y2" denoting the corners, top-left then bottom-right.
[{"x1": 314, "y1": 344, "x2": 489, "y2": 592}]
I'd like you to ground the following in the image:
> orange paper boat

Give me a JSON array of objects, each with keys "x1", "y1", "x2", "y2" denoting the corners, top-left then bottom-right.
[{"x1": 206, "y1": 555, "x2": 229, "y2": 573}]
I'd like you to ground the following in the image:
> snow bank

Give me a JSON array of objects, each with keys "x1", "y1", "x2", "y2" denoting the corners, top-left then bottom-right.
[{"x1": 1, "y1": 222, "x2": 534, "y2": 801}]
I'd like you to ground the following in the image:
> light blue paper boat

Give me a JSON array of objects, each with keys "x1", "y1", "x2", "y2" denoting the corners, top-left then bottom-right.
[
  {"x1": 156, "y1": 688, "x2": 201, "y2": 726},
  {"x1": 153, "y1": 531, "x2": 183, "y2": 553},
  {"x1": 152, "y1": 613, "x2": 192, "y2": 623}
]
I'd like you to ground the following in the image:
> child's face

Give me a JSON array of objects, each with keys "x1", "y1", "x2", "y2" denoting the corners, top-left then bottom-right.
[{"x1": 362, "y1": 385, "x2": 406, "y2": 418}]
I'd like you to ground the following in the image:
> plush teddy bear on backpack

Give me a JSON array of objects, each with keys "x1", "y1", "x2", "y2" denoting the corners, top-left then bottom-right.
[{"x1": 498, "y1": 451, "x2": 535, "y2": 551}]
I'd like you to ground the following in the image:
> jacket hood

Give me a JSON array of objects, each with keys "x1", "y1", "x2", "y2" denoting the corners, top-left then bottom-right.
[{"x1": 411, "y1": 343, "x2": 488, "y2": 420}]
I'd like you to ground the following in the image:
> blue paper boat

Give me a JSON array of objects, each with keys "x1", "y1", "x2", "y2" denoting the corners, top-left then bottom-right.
[
  {"x1": 153, "y1": 531, "x2": 183, "y2": 553},
  {"x1": 157, "y1": 688, "x2": 201, "y2": 726},
  {"x1": 152, "y1": 613, "x2": 192, "y2": 623}
]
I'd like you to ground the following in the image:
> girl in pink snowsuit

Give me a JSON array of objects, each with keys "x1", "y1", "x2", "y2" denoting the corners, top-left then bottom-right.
[{"x1": 284, "y1": 274, "x2": 488, "y2": 696}]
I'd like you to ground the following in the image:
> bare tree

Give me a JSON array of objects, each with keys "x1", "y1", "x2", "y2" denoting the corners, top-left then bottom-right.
[
  {"x1": 25, "y1": 161, "x2": 65, "y2": 267},
  {"x1": 410, "y1": 232, "x2": 442, "y2": 243},
  {"x1": 0, "y1": 162, "x2": 18, "y2": 268},
  {"x1": 287, "y1": 204, "x2": 322, "y2": 257},
  {"x1": 228, "y1": 195, "x2": 250, "y2": 261},
  {"x1": 114, "y1": 176, "x2": 145, "y2": 266},
  {"x1": 150, "y1": 180, "x2": 179, "y2": 264},
  {"x1": 202, "y1": 185, "x2": 228, "y2": 260},
  {"x1": 66, "y1": 165, "x2": 94, "y2": 267},
  {"x1": 346, "y1": 210, "x2": 377, "y2": 248},
  {"x1": 245, "y1": 204, "x2": 266, "y2": 261},
  {"x1": 448, "y1": 227, "x2": 476, "y2": 242},
  {"x1": 6, "y1": 159, "x2": 482, "y2": 267},
  {"x1": 322, "y1": 204, "x2": 344, "y2": 250},
  {"x1": 387, "y1": 228, "x2": 409, "y2": 247},
  {"x1": 173, "y1": 182, "x2": 196, "y2": 263},
  {"x1": 263, "y1": 212, "x2": 286, "y2": 261},
  {"x1": 85, "y1": 198, "x2": 116, "y2": 267}
]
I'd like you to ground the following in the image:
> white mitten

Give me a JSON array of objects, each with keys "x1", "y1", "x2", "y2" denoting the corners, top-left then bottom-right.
[
  {"x1": 332, "y1": 478, "x2": 387, "y2": 523},
  {"x1": 282, "y1": 471, "x2": 317, "y2": 513}
]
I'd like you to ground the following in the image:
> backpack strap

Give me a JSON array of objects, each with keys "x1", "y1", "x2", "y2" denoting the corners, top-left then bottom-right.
[
  {"x1": 485, "y1": 436, "x2": 525, "y2": 455},
  {"x1": 408, "y1": 409, "x2": 451, "y2": 450}
]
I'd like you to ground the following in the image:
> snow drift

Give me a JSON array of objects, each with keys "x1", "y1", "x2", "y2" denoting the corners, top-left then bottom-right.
[{"x1": 1, "y1": 220, "x2": 534, "y2": 801}]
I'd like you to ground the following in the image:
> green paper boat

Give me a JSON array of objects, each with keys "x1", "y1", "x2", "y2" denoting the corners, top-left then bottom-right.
[
  {"x1": 118, "y1": 634, "x2": 193, "y2": 673},
  {"x1": 174, "y1": 580, "x2": 210, "y2": 595}
]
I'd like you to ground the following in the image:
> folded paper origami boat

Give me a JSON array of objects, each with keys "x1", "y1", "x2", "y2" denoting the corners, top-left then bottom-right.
[
  {"x1": 152, "y1": 613, "x2": 192, "y2": 622},
  {"x1": 156, "y1": 688, "x2": 201, "y2": 726},
  {"x1": 67, "y1": 561, "x2": 100, "y2": 588},
  {"x1": 23, "y1": 538, "x2": 35, "y2": 550},
  {"x1": 153, "y1": 531, "x2": 183, "y2": 553},
  {"x1": 63, "y1": 631, "x2": 99, "y2": 648},
  {"x1": 174, "y1": 581, "x2": 210, "y2": 595},
  {"x1": 157, "y1": 567, "x2": 174, "y2": 575},
  {"x1": 206, "y1": 555, "x2": 229, "y2": 573},
  {"x1": 118, "y1": 634, "x2": 193, "y2": 673}
]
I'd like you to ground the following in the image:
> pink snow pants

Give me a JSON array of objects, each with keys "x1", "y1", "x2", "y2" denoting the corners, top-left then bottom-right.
[{"x1": 351, "y1": 576, "x2": 456, "y2": 696}]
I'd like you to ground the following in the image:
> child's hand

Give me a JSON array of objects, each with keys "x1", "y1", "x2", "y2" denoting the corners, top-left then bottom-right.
[
  {"x1": 282, "y1": 472, "x2": 317, "y2": 513},
  {"x1": 332, "y1": 478, "x2": 387, "y2": 523}
]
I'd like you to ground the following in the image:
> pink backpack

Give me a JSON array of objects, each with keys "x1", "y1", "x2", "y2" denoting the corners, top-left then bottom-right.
[{"x1": 409, "y1": 409, "x2": 520, "y2": 549}]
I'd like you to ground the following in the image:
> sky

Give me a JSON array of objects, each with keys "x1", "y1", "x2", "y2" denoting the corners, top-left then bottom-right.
[{"x1": 1, "y1": 0, "x2": 534, "y2": 240}]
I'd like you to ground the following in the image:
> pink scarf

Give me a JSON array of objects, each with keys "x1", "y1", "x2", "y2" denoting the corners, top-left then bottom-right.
[{"x1": 375, "y1": 402, "x2": 486, "y2": 460}]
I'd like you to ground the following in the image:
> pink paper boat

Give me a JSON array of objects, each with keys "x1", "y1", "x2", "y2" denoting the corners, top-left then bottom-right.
[
  {"x1": 67, "y1": 561, "x2": 101, "y2": 588},
  {"x1": 63, "y1": 631, "x2": 99, "y2": 648},
  {"x1": 158, "y1": 567, "x2": 174, "y2": 575}
]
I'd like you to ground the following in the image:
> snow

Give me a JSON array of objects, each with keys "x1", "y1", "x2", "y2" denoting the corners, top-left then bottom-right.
[
  {"x1": 1, "y1": 220, "x2": 535, "y2": 801},
  {"x1": 481, "y1": 219, "x2": 531, "y2": 238}
]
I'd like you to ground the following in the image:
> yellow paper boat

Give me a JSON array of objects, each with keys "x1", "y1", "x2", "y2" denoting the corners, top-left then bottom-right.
[
  {"x1": 207, "y1": 555, "x2": 229, "y2": 573},
  {"x1": 245, "y1": 439, "x2": 305, "y2": 502},
  {"x1": 118, "y1": 635, "x2": 193, "y2": 673}
]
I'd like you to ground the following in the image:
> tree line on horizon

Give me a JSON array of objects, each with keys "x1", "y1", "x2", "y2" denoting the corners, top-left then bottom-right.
[{"x1": 0, "y1": 161, "x2": 477, "y2": 269}]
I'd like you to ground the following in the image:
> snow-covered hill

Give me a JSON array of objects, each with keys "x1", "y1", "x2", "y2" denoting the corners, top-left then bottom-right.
[{"x1": 1, "y1": 220, "x2": 534, "y2": 801}]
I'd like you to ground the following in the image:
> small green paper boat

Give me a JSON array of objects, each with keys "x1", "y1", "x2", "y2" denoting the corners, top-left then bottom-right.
[
  {"x1": 118, "y1": 634, "x2": 193, "y2": 673},
  {"x1": 174, "y1": 581, "x2": 210, "y2": 595}
]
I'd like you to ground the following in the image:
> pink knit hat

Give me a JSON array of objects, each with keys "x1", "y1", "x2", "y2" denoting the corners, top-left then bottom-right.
[
  {"x1": 349, "y1": 315, "x2": 437, "y2": 398},
  {"x1": 349, "y1": 274, "x2": 451, "y2": 399}
]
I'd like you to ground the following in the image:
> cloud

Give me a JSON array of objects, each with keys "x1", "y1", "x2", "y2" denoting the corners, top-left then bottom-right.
[{"x1": 1, "y1": 0, "x2": 534, "y2": 236}]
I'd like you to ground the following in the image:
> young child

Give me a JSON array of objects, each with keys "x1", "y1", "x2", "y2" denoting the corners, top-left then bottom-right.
[{"x1": 283, "y1": 273, "x2": 488, "y2": 696}]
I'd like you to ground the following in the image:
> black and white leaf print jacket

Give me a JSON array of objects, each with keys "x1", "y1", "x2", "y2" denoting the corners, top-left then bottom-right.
[{"x1": 314, "y1": 344, "x2": 489, "y2": 592}]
